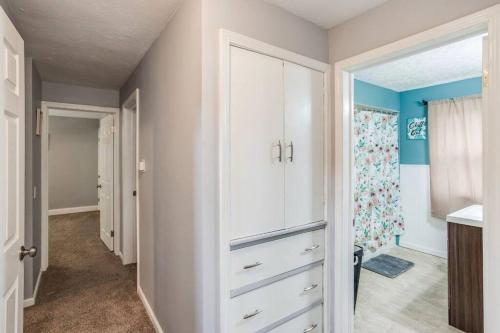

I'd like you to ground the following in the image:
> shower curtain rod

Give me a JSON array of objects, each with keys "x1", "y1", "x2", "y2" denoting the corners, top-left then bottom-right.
[{"x1": 355, "y1": 103, "x2": 399, "y2": 115}]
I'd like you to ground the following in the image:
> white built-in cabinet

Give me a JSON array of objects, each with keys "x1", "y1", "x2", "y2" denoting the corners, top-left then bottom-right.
[
  {"x1": 230, "y1": 46, "x2": 325, "y2": 240},
  {"x1": 221, "y1": 33, "x2": 329, "y2": 333}
]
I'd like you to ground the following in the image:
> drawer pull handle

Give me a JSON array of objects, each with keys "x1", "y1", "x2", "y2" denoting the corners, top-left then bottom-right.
[
  {"x1": 304, "y1": 245, "x2": 320, "y2": 252},
  {"x1": 303, "y1": 324, "x2": 318, "y2": 332},
  {"x1": 243, "y1": 262, "x2": 263, "y2": 270},
  {"x1": 243, "y1": 309, "x2": 262, "y2": 320},
  {"x1": 303, "y1": 283, "x2": 318, "y2": 292}
]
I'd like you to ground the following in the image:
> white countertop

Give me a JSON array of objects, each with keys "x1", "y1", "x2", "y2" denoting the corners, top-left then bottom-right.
[{"x1": 446, "y1": 205, "x2": 483, "y2": 228}]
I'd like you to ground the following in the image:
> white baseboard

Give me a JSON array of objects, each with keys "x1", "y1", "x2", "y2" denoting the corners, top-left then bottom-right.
[
  {"x1": 115, "y1": 251, "x2": 124, "y2": 264},
  {"x1": 399, "y1": 241, "x2": 447, "y2": 259},
  {"x1": 24, "y1": 269, "x2": 42, "y2": 308},
  {"x1": 48, "y1": 205, "x2": 99, "y2": 216},
  {"x1": 138, "y1": 285, "x2": 163, "y2": 333}
]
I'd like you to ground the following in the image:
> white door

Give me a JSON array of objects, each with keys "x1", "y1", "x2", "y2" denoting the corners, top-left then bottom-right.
[
  {"x1": 121, "y1": 107, "x2": 136, "y2": 264},
  {"x1": 98, "y1": 115, "x2": 114, "y2": 250},
  {"x1": 284, "y1": 62, "x2": 325, "y2": 228},
  {"x1": 230, "y1": 47, "x2": 285, "y2": 239},
  {"x1": 0, "y1": 8, "x2": 25, "y2": 333}
]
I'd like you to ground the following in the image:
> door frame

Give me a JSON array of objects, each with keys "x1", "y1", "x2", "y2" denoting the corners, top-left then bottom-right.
[
  {"x1": 218, "y1": 30, "x2": 331, "y2": 332},
  {"x1": 333, "y1": 5, "x2": 500, "y2": 333},
  {"x1": 120, "y1": 89, "x2": 140, "y2": 267},
  {"x1": 40, "y1": 102, "x2": 120, "y2": 271}
]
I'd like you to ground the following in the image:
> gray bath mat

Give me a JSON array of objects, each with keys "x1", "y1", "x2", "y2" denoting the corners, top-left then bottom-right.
[{"x1": 362, "y1": 254, "x2": 414, "y2": 278}]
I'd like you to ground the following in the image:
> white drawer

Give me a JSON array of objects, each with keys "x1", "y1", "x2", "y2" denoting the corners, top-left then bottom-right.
[
  {"x1": 229, "y1": 265, "x2": 323, "y2": 333},
  {"x1": 230, "y1": 229, "x2": 325, "y2": 291},
  {"x1": 270, "y1": 305, "x2": 323, "y2": 333}
]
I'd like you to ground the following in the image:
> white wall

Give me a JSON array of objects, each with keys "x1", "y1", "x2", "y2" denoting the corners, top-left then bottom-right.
[{"x1": 400, "y1": 165, "x2": 447, "y2": 258}]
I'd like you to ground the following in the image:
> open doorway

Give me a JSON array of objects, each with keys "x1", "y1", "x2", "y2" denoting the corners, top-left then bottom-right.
[
  {"x1": 351, "y1": 33, "x2": 484, "y2": 333},
  {"x1": 40, "y1": 102, "x2": 121, "y2": 270},
  {"x1": 333, "y1": 8, "x2": 500, "y2": 333}
]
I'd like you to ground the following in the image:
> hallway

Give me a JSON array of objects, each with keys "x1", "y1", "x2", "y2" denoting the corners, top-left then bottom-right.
[{"x1": 24, "y1": 212, "x2": 153, "y2": 332}]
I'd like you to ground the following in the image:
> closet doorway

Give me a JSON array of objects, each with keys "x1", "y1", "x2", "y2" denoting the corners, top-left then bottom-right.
[{"x1": 333, "y1": 6, "x2": 500, "y2": 333}]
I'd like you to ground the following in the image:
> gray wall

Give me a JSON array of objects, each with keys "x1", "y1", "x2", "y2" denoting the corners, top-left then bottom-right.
[
  {"x1": 120, "y1": 0, "x2": 202, "y2": 331},
  {"x1": 24, "y1": 58, "x2": 42, "y2": 299},
  {"x1": 42, "y1": 81, "x2": 119, "y2": 108},
  {"x1": 48, "y1": 117, "x2": 99, "y2": 210},
  {"x1": 329, "y1": 0, "x2": 500, "y2": 62}
]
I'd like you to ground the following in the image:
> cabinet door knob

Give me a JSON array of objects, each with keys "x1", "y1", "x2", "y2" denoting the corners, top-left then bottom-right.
[
  {"x1": 243, "y1": 262, "x2": 263, "y2": 270},
  {"x1": 287, "y1": 141, "x2": 294, "y2": 162},
  {"x1": 243, "y1": 309, "x2": 262, "y2": 319}
]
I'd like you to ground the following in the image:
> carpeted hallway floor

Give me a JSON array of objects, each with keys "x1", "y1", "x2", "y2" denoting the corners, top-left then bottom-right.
[{"x1": 24, "y1": 211, "x2": 154, "y2": 333}]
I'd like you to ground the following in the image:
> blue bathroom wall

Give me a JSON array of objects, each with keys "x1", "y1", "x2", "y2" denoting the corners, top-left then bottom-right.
[
  {"x1": 399, "y1": 77, "x2": 482, "y2": 164},
  {"x1": 354, "y1": 79, "x2": 400, "y2": 111},
  {"x1": 354, "y1": 78, "x2": 482, "y2": 165}
]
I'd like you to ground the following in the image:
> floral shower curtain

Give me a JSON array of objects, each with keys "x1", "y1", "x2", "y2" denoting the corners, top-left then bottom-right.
[{"x1": 353, "y1": 105, "x2": 405, "y2": 251}]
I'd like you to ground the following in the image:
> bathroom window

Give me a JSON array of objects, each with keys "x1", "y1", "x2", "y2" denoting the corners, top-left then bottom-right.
[{"x1": 429, "y1": 95, "x2": 483, "y2": 218}]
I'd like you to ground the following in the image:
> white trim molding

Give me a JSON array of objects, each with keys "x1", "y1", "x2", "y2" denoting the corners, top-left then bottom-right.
[
  {"x1": 23, "y1": 270, "x2": 42, "y2": 308},
  {"x1": 48, "y1": 205, "x2": 99, "y2": 216},
  {"x1": 41, "y1": 101, "x2": 120, "y2": 271},
  {"x1": 333, "y1": 4, "x2": 500, "y2": 333},
  {"x1": 138, "y1": 286, "x2": 163, "y2": 333}
]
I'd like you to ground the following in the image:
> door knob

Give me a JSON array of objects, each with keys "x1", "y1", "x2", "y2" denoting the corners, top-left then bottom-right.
[
  {"x1": 19, "y1": 246, "x2": 37, "y2": 261},
  {"x1": 96, "y1": 184, "x2": 102, "y2": 189}
]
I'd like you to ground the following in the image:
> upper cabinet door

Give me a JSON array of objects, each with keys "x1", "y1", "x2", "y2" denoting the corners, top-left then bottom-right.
[
  {"x1": 284, "y1": 62, "x2": 325, "y2": 228},
  {"x1": 230, "y1": 47, "x2": 285, "y2": 239}
]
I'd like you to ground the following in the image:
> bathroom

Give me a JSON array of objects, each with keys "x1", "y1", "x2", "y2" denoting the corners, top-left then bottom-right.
[{"x1": 352, "y1": 33, "x2": 485, "y2": 333}]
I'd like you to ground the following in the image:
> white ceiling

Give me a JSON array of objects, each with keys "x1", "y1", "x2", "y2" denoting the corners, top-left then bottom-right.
[
  {"x1": 355, "y1": 35, "x2": 484, "y2": 92},
  {"x1": 7, "y1": 0, "x2": 181, "y2": 88},
  {"x1": 263, "y1": 0, "x2": 388, "y2": 29}
]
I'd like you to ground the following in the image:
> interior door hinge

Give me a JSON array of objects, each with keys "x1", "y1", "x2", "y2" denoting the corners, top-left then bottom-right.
[
  {"x1": 111, "y1": 230, "x2": 114, "y2": 237},
  {"x1": 133, "y1": 190, "x2": 137, "y2": 197},
  {"x1": 483, "y1": 70, "x2": 489, "y2": 88}
]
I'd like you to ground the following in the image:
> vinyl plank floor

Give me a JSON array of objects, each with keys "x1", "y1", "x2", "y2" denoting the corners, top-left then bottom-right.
[{"x1": 355, "y1": 246, "x2": 462, "y2": 333}]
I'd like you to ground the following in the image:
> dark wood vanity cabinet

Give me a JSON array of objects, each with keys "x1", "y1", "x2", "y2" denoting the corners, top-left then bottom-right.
[{"x1": 448, "y1": 222, "x2": 483, "y2": 333}]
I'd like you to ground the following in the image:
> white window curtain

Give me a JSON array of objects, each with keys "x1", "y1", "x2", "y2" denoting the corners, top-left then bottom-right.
[{"x1": 429, "y1": 95, "x2": 483, "y2": 219}]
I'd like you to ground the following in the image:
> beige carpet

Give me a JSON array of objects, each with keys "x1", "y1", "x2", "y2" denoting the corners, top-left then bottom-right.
[{"x1": 24, "y1": 211, "x2": 154, "y2": 333}]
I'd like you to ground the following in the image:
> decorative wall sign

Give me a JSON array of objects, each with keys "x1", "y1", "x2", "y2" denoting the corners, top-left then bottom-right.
[{"x1": 407, "y1": 117, "x2": 426, "y2": 140}]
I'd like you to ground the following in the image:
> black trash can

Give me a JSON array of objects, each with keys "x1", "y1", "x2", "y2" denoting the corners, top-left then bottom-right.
[{"x1": 354, "y1": 245, "x2": 364, "y2": 311}]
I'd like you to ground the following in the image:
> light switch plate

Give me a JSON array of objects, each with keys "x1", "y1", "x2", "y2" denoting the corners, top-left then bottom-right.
[{"x1": 138, "y1": 159, "x2": 146, "y2": 173}]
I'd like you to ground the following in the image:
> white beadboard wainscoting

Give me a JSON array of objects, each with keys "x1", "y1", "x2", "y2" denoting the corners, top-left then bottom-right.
[{"x1": 399, "y1": 164, "x2": 447, "y2": 258}]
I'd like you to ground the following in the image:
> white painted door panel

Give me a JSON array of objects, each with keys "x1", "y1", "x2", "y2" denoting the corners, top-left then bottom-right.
[
  {"x1": 229, "y1": 265, "x2": 323, "y2": 333},
  {"x1": 0, "y1": 7, "x2": 25, "y2": 333},
  {"x1": 121, "y1": 107, "x2": 136, "y2": 263},
  {"x1": 98, "y1": 115, "x2": 114, "y2": 251},
  {"x1": 284, "y1": 62, "x2": 325, "y2": 228},
  {"x1": 230, "y1": 47, "x2": 285, "y2": 239}
]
